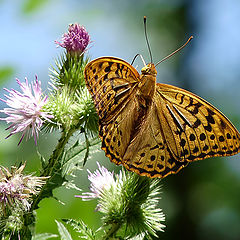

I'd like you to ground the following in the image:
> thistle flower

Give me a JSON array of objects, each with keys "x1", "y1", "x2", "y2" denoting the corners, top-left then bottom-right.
[
  {"x1": 75, "y1": 162, "x2": 116, "y2": 201},
  {"x1": 76, "y1": 163, "x2": 165, "y2": 239},
  {"x1": 0, "y1": 163, "x2": 47, "y2": 212},
  {"x1": 0, "y1": 76, "x2": 52, "y2": 144},
  {"x1": 55, "y1": 23, "x2": 90, "y2": 54}
]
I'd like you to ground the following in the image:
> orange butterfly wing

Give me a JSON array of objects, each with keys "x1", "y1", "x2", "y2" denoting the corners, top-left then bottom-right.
[
  {"x1": 122, "y1": 83, "x2": 240, "y2": 177},
  {"x1": 84, "y1": 57, "x2": 141, "y2": 165},
  {"x1": 84, "y1": 57, "x2": 139, "y2": 121},
  {"x1": 155, "y1": 83, "x2": 240, "y2": 161},
  {"x1": 85, "y1": 57, "x2": 240, "y2": 178}
]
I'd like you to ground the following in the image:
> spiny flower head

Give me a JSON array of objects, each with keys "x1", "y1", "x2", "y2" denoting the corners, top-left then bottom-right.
[
  {"x1": 0, "y1": 76, "x2": 52, "y2": 145},
  {"x1": 76, "y1": 162, "x2": 116, "y2": 201},
  {"x1": 55, "y1": 23, "x2": 90, "y2": 54},
  {"x1": 0, "y1": 163, "x2": 48, "y2": 211},
  {"x1": 76, "y1": 163, "x2": 165, "y2": 238}
]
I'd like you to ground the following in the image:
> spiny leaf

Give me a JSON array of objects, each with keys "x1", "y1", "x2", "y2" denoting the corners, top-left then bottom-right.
[
  {"x1": 32, "y1": 233, "x2": 58, "y2": 240},
  {"x1": 62, "y1": 137, "x2": 101, "y2": 175},
  {"x1": 37, "y1": 150, "x2": 47, "y2": 169},
  {"x1": 62, "y1": 219, "x2": 96, "y2": 240},
  {"x1": 56, "y1": 220, "x2": 73, "y2": 240}
]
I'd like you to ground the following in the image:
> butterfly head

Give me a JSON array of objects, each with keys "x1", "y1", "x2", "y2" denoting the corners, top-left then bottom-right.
[{"x1": 141, "y1": 63, "x2": 157, "y2": 77}]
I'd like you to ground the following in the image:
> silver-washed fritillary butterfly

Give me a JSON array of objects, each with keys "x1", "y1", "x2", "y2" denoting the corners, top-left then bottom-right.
[{"x1": 84, "y1": 18, "x2": 240, "y2": 178}]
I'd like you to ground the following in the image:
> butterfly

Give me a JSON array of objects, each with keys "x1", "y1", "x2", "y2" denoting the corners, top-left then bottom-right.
[{"x1": 84, "y1": 32, "x2": 240, "y2": 178}]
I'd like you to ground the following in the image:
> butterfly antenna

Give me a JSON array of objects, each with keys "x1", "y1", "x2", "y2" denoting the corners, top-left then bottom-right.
[
  {"x1": 131, "y1": 54, "x2": 146, "y2": 66},
  {"x1": 155, "y1": 36, "x2": 193, "y2": 66},
  {"x1": 131, "y1": 54, "x2": 139, "y2": 65},
  {"x1": 144, "y1": 16, "x2": 153, "y2": 63}
]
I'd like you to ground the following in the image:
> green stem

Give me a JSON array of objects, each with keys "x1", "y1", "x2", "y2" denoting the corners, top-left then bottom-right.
[
  {"x1": 83, "y1": 129, "x2": 90, "y2": 166},
  {"x1": 31, "y1": 128, "x2": 76, "y2": 210},
  {"x1": 21, "y1": 128, "x2": 76, "y2": 240},
  {"x1": 102, "y1": 222, "x2": 122, "y2": 240},
  {"x1": 43, "y1": 128, "x2": 75, "y2": 176}
]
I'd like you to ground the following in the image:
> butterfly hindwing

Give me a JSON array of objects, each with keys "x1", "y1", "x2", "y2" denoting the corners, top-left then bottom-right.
[
  {"x1": 156, "y1": 83, "x2": 240, "y2": 162},
  {"x1": 121, "y1": 83, "x2": 240, "y2": 178},
  {"x1": 100, "y1": 97, "x2": 140, "y2": 165},
  {"x1": 121, "y1": 101, "x2": 189, "y2": 178}
]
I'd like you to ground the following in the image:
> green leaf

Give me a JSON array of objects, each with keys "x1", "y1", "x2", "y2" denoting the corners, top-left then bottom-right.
[
  {"x1": 62, "y1": 219, "x2": 96, "y2": 240},
  {"x1": 62, "y1": 137, "x2": 101, "y2": 175},
  {"x1": 0, "y1": 66, "x2": 14, "y2": 86},
  {"x1": 22, "y1": 0, "x2": 49, "y2": 14},
  {"x1": 32, "y1": 233, "x2": 58, "y2": 240},
  {"x1": 37, "y1": 150, "x2": 47, "y2": 169},
  {"x1": 63, "y1": 180, "x2": 82, "y2": 191},
  {"x1": 56, "y1": 220, "x2": 73, "y2": 240}
]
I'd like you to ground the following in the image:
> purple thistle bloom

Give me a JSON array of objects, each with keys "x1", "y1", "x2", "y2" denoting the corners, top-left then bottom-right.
[
  {"x1": 55, "y1": 23, "x2": 90, "y2": 54},
  {"x1": 0, "y1": 164, "x2": 47, "y2": 211},
  {"x1": 75, "y1": 162, "x2": 117, "y2": 201},
  {"x1": 0, "y1": 76, "x2": 52, "y2": 145}
]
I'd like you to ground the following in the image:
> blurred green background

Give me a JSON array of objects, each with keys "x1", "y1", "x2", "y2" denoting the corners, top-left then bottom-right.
[{"x1": 1, "y1": 0, "x2": 240, "y2": 239}]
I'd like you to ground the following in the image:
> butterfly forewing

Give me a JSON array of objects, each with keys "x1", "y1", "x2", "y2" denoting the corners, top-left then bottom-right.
[
  {"x1": 156, "y1": 83, "x2": 240, "y2": 162},
  {"x1": 84, "y1": 57, "x2": 139, "y2": 123},
  {"x1": 84, "y1": 57, "x2": 141, "y2": 165}
]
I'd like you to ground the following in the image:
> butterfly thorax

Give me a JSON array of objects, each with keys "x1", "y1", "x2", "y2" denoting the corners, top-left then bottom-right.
[{"x1": 138, "y1": 63, "x2": 157, "y2": 105}]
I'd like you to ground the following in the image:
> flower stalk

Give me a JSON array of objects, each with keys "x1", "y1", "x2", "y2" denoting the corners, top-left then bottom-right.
[
  {"x1": 31, "y1": 128, "x2": 76, "y2": 211},
  {"x1": 103, "y1": 222, "x2": 121, "y2": 240}
]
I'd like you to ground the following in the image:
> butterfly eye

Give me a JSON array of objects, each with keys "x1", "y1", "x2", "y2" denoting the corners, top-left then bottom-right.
[
  {"x1": 141, "y1": 66, "x2": 149, "y2": 74},
  {"x1": 141, "y1": 64, "x2": 157, "y2": 76}
]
